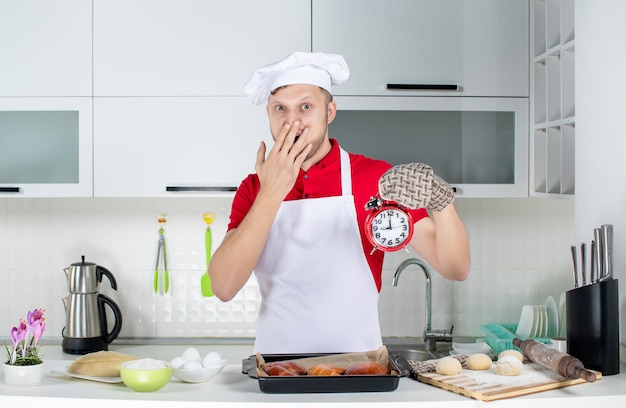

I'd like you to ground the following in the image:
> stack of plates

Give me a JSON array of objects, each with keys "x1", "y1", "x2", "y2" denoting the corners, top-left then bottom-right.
[{"x1": 515, "y1": 296, "x2": 559, "y2": 339}]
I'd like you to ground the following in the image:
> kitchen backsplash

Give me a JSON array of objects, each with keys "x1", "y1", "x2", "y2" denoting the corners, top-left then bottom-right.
[{"x1": 0, "y1": 197, "x2": 574, "y2": 340}]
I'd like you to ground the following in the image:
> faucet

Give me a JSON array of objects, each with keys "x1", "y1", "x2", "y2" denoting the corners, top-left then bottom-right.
[{"x1": 392, "y1": 258, "x2": 453, "y2": 352}]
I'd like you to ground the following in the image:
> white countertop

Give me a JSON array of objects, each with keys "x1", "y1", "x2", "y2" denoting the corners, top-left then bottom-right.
[{"x1": 2, "y1": 343, "x2": 625, "y2": 407}]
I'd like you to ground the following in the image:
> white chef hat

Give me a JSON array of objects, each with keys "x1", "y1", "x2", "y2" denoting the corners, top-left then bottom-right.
[{"x1": 243, "y1": 51, "x2": 350, "y2": 105}]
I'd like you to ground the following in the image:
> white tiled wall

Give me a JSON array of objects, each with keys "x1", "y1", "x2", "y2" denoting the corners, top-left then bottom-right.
[{"x1": 0, "y1": 196, "x2": 574, "y2": 341}]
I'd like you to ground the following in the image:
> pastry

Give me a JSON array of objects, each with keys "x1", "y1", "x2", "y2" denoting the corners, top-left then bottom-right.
[
  {"x1": 307, "y1": 364, "x2": 346, "y2": 376},
  {"x1": 263, "y1": 361, "x2": 307, "y2": 376},
  {"x1": 495, "y1": 355, "x2": 524, "y2": 376},
  {"x1": 435, "y1": 356, "x2": 462, "y2": 376},
  {"x1": 68, "y1": 351, "x2": 139, "y2": 377},
  {"x1": 344, "y1": 362, "x2": 390, "y2": 375},
  {"x1": 465, "y1": 353, "x2": 493, "y2": 371}
]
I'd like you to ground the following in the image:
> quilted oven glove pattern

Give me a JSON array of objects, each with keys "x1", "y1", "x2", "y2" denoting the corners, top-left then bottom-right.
[{"x1": 378, "y1": 163, "x2": 455, "y2": 211}]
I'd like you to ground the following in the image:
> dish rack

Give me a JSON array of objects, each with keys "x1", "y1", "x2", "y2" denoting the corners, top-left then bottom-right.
[{"x1": 480, "y1": 324, "x2": 551, "y2": 353}]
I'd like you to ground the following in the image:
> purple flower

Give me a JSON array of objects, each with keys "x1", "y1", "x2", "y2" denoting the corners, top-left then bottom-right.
[
  {"x1": 6, "y1": 308, "x2": 46, "y2": 366},
  {"x1": 11, "y1": 320, "x2": 27, "y2": 346}
]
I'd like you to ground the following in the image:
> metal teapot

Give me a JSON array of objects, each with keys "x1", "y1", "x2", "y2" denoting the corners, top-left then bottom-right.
[
  {"x1": 64, "y1": 255, "x2": 117, "y2": 294},
  {"x1": 61, "y1": 256, "x2": 123, "y2": 355}
]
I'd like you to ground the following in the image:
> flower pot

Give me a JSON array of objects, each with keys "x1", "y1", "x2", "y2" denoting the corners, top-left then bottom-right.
[{"x1": 3, "y1": 362, "x2": 44, "y2": 386}]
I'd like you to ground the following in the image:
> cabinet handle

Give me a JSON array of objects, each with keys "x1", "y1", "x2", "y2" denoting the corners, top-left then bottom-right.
[
  {"x1": 0, "y1": 187, "x2": 20, "y2": 193},
  {"x1": 386, "y1": 84, "x2": 459, "y2": 91},
  {"x1": 166, "y1": 186, "x2": 237, "y2": 192}
]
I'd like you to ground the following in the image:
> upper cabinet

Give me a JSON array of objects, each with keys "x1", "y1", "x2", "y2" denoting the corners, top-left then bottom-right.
[
  {"x1": 0, "y1": 0, "x2": 92, "y2": 97},
  {"x1": 0, "y1": 97, "x2": 93, "y2": 197},
  {"x1": 530, "y1": 0, "x2": 575, "y2": 198},
  {"x1": 93, "y1": 0, "x2": 311, "y2": 97},
  {"x1": 93, "y1": 97, "x2": 271, "y2": 197},
  {"x1": 312, "y1": 0, "x2": 529, "y2": 97}
]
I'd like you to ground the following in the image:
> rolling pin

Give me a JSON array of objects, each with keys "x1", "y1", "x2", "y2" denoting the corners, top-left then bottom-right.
[{"x1": 513, "y1": 338, "x2": 596, "y2": 382}]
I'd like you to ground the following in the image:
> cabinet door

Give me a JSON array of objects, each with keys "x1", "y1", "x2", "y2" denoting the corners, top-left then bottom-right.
[
  {"x1": 93, "y1": 97, "x2": 272, "y2": 197},
  {"x1": 93, "y1": 0, "x2": 311, "y2": 97},
  {"x1": 312, "y1": 0, "x2": 528, "y2": 97},
  {"x1": 0, "y1": 0, "x2": 92, "y2": 97},
  {"x1": 0, "y1": 98, "x2": 93, "y2": 197},
  {"x1": 330, "y1": 97, "x2": 529, "y2": 197}
]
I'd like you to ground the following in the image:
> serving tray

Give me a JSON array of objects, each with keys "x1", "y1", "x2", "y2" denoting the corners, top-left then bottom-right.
[{"x1": 241, "y1": 349, "x2": 410, "y2": 394}]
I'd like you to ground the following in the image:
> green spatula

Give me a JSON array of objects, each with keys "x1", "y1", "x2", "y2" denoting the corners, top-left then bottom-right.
[{"x1": 201, "y1": 212, "x2": 215, "y2": 297}]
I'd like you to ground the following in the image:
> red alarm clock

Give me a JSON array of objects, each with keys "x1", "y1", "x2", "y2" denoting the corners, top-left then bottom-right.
[{"x1": 364, "y1": 196, "x2": 414, "y2": 253}]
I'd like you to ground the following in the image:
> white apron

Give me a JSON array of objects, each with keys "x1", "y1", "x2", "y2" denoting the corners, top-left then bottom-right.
[{"x1": 254, "y1": 148, "x2": 383, "y2": 353}]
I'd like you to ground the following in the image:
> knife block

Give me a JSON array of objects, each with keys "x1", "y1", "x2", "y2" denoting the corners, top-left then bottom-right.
[{"x1": 566, "y1": 279, "x2": 620, "y2": 375}]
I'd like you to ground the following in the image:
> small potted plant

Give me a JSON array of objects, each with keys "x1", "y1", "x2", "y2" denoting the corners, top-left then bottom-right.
[{"x1": 3, "y1": 308, "x2": 46, "y2": 386}]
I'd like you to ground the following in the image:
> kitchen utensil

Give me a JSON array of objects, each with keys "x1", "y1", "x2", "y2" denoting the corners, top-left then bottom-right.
[
  {"x1": 154, "y1": 214, "x2": 169, "y2": 294},
  {"x1": 64, "y1": 255, "x2": 117, "y2": 294},
  {"x1": 61, "y1": 257, "x2": 123, "y2": 355},
  {"x1": 417, "y1": 362, "x2": 599, "y2": 402},
  {"x1": 120, "y1": 360, "x2": 172, "y2": 392},
  {"x1": 172, "y1": 358, "x2": 228, "y2": 383},
  {"x1": 594, "y1": 227, "x2": 603, "y2": 281},
  {"x1": 201, "y1": 212, "x2": 215, "y2": 297},
  {"x1": 580, "y1": 242, "x2": 587, "y2": 285},
  {"x1": 570, "y1": 245, "x2": 578, "y2": 288},
  {"x1": 590, "y1": 240, "x2": 596, "y2": 283},
  {"x1": 545, "y1": 296, "x2": 558, "y2": 338},
  {"x1": 512, "y1": 338, "x2": 596, "y2": 382},
  {"x1": 599, "y1": 224, "x2": 613, "y2": 281},
  {"x1": 515, "y1": 305, "x2": 534, "y2": 338},
  {"x1": 566, "y1": 279, "x2": 620, "y2": 375},
  {"x1": 242, "y1": 349, "x2": 408, "y2": 394}
]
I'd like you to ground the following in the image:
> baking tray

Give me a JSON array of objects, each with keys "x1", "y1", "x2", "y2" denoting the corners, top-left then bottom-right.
[{"x1": 241, "y1": 351, "x2": 411, "y2": 393}]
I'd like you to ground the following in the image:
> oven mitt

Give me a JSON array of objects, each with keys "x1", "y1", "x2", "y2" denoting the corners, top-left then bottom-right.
[{"x1": 378, "y1": 163, "x2": 455, "y2": 211}]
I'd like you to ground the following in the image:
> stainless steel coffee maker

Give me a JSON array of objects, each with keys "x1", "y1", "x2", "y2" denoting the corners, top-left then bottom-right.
[{"x1": 62, "y1": 256, "x2": 123, "y2": 354}]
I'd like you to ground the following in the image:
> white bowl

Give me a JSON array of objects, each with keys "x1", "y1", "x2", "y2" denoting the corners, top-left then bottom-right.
[{"x1": 172, "y1": 359, "x2": 228, "y2": 383}]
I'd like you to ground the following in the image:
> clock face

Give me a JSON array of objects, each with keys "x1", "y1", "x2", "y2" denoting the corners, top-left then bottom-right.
[{"x1": 366, "y1": 207, "x2": 414, "y2": 252}]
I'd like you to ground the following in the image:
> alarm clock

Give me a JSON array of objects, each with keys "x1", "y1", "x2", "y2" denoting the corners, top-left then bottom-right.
[{"x1": 364, "y1": 196, "x2": 414, "y2": 253}]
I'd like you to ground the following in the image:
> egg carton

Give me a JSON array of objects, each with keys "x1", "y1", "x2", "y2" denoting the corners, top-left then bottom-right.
[{"x1": 480, "y1": 323, "x2": 551, "y2": 353}]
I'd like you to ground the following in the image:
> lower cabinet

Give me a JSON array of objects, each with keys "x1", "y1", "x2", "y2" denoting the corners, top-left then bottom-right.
[{"x1": 93, "y1": 97, "x2": 272, "y2": 197}]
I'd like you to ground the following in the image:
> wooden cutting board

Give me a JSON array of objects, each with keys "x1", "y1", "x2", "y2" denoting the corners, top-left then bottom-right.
[{"x1": 417, "y1": 363, "x2": 602, "y2": 402}]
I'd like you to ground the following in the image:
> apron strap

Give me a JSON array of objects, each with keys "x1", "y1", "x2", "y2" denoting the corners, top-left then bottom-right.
[{"x1": 339, "y1": 147, "x2": 352, "y2": 196}]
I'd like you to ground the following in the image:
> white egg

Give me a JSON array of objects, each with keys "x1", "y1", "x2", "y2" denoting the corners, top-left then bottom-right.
[
  {"x1": 181, "y1": 347, "x2": 201, "y2": 361},
  {"x1": 171, "y1": 356, "x2": 186, "y2": 369},
  {"x1": 182, "y1": 359, "x2": 203, "y2": 369},
  {"x1": 202, "y1": 352, "x2": 222, "y2": 367}
]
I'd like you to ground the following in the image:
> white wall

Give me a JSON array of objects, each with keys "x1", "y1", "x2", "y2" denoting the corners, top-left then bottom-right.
[
  {"x1": 0, "y1": 197, "x2": 574, "y2": 341},
  {"x1": 575, "y1": 0, "x2": 626, "y2": 355}
]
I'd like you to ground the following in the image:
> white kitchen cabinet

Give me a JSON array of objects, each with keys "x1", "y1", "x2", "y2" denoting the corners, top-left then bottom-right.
[
  {"x1": 0, "y1": 0, "x2": 92, "y2": 97},
  {"x1": 0, "y1": 98, "x2": 93, "y2": 197},
  {"x1": 93, "y1": 0, "x2": 310, "y2": 97},
  {"x1": 93, "y1": 97, "x2": 272, "y2": 197},
  {"x1": 312, "y1": 0, "x2": 529, "y2": 97},
  {"x1": 331, "y1": 97, "x2": 529, "y2": 198},
  {"x1": 530, "y1": 0, "x2": 575, "y2": 197}
]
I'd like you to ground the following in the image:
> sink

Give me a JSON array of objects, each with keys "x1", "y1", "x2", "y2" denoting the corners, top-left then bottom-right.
[{"x1": 384, "y1": 339, "x2": 453, "y2": 362}]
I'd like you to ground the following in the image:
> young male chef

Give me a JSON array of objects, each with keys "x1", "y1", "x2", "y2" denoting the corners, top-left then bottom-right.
[{"x1": 208, "y1": 52, "x2": 470, "y2": 353}]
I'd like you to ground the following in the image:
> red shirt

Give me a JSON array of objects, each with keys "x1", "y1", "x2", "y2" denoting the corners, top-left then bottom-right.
[{"x1": 227, "y1": 139, "x2": 429, "y2": 291}]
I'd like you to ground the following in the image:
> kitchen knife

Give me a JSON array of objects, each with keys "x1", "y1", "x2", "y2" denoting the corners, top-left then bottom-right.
[
  {"x1": 590, "y1": 240, "x2": 596, "y2": 283},
  {"x1": 599, "y1": 224, "x2": 613, "y2": 281},
  {"x1": 570, "y1": 245, "x2": 578, "y2": 288},
  {"x1": 580, "y1": 242, "x2": 587, "y2": 285},
  {"x1": 594, "y1": 228, "x2": 602, "y2": 283}
]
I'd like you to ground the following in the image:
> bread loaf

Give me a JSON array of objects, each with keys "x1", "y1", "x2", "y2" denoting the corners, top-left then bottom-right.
[
  {"x1": 344, "y1": 362, "x2": 390, "y2": 375},
  {"x1": 263, "y1": 361, "x2": 307, "y2": 376},
  {"x1": 68, "y1": 351, "x2": 140, "y2": 377},
  {"x1": 307, "y1": 364, "x2": 346, "y2": 376}
]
